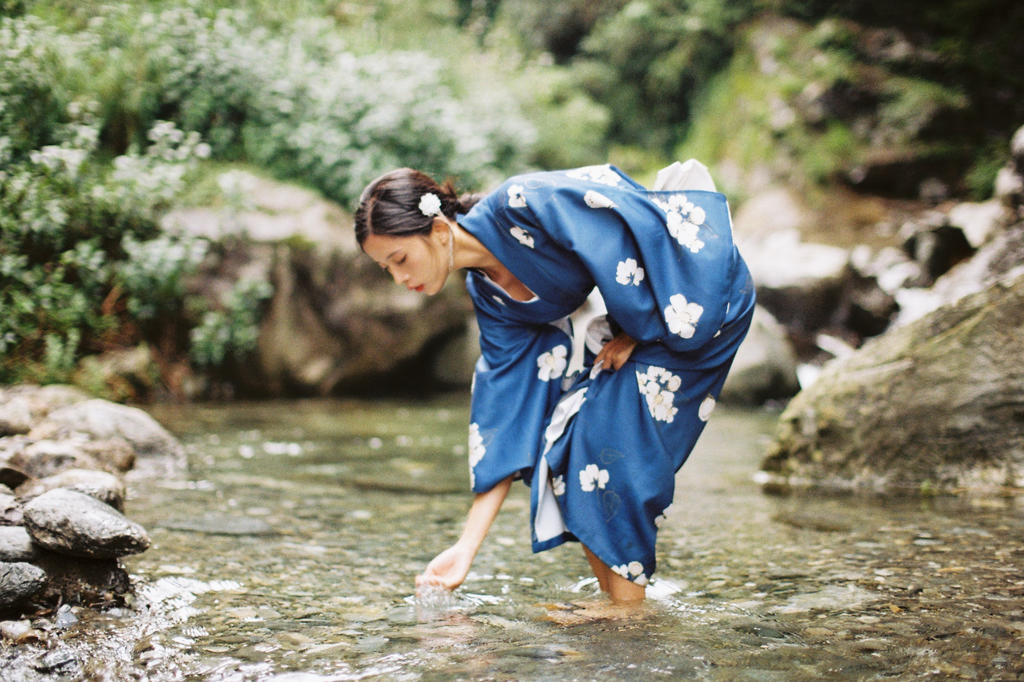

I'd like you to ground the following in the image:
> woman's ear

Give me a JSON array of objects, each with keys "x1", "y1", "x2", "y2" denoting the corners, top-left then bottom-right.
[{"x1": 431, "y1": 217, "x2": 451, "y2": 244}]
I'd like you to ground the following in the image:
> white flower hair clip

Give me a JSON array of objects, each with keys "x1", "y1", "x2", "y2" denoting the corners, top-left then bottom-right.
[{"x1": 418, "y1": 193, "x2": 443, "y2": 218}]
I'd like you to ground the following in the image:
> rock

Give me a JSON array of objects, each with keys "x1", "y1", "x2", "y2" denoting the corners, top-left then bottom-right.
[
  {"x1": 901, "y1": 223, "x2": 974, "y2": 284},
  {"x1": 32, "y1": 399, "x2": 184, "y2": 462},
  {"x1": 1012, "y1": 124, "x2": 1024, "y2": 167},
  {"x1": 0, "y1": 492, "x2": 22, "y2": 525},
  {"x1": 162, "y1": 169, "x2": 357, "y2": 252},
  {"x1": 17, "y1": 469, "x2": 126, "y2": 512},
  {"x1": 73, "y1": 345, "x2": 160, "y2": 402},
  {"x1": 0, "y1": 385, "x2": 90, "y2": 427},
  {"x1": 0, "y1": 527, "x2": 39, "y2": 562},
  {"x1": 0, "y1": 463, "x2": 31, "y2": 494},
  {"x1": 740, "y1": 228, "x2": 851, "y2": 342},
  {"x1": 893, "y1": 223, "x2": 1024, "y2": 327},
  {"x1": 994, "y1": 165, "x2": 1024, "y2": 207},
  {"x1": 762, "y1": 273, "x2": 1024, "y2": 494},
  {"x1": 948, "y1": 200, "x2": 1009, "y2": 248},
  {"x1": 78, "y1": 437, "x2": 136, "y2": 473},
  {"x1": 30, "y1": 550, "x2": 131, "y2": 607},
  {"x1": 0, "y1": 562, "x2": 46, "y2": 611},
  {"x1": 162, "y1": 171, "x2": 477, "y2": 397},
  {"x1": 9, "y1": 439, "x2": 100, "y2": 479},
  {"x1": 0, "y1": 397, "x2": 33, "y2": 436},
  {"x1": 0, "y1": 619, "x2": 41, "y2": 643},
  {"x1": 23, "y1": 489, "x2": 150, "y2": 559},
  {"x1": 720, "y1": 306, "x2": 800, "y2": 404}
]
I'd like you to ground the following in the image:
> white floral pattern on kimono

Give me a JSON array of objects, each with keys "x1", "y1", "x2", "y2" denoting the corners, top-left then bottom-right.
[
  {"x1": 579, "y1": 463, "x2": 609, "y2": 492},
  {"x1": 468, "y1": 422, "x2": 486, "y2": 488},
  {"x1": 612, "y1": 561, "x2": 648, "y2": 586},
  {"x1": 664, "y1": 293, "x2": 703, "y2": 339},
  {"x1": 510, "y1": 225, "x2": 534, "y2": 248},
  {"x1": 583, "y1": 190, "x2": 617, "y2": 209},
  {"x1": 637, "y1": 366, "x2": 682, "y2": 423},
  {"x1": 654, "y1": 194, "x2": 707, "y2": 253},
  {"x1": 615, "y1": 258, "x2": 645, "y2": 286},
  {"x1": 537, "y1": 345, "x2": 568, "y2": 381},
  {"x1": 507, "y1": 184, "x2": 527, "y2": 208},
  {"x1": 567, "y1": 165, "x2": 623, "y2": 187}
]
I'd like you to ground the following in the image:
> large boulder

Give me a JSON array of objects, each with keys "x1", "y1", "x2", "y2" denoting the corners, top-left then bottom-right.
[
  {"x1": 166, "y1": 170, "x2": 472, "y2": 396},
  {"x1": 761, "y1": 273, "x2": 1024, "y2": 494}
]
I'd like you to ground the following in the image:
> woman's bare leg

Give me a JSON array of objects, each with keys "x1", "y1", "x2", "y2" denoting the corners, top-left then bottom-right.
[
  {"x1": 582, "y1": 544, "x2": 645, "y2": 603},
  {"x1": 582, "y1": 544, "x2": 611, "y2": 592}
]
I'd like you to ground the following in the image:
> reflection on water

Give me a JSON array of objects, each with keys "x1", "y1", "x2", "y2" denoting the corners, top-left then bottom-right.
[{"x1": 5, "y1": 396, "x2": 1024, "y2": 680}]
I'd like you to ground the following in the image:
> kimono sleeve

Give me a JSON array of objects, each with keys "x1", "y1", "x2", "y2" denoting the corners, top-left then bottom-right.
[
  {"x1": 466, "y1": 290, "x2": 567, "y2": 494},
  {"x1": 489, "y1": 173, "x2": 750, "y2": 358}
]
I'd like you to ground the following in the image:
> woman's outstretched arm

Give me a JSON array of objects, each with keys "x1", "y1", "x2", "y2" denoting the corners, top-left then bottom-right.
[{"x1": 416, "y1": 475, "x2": 513, "y2": 591}]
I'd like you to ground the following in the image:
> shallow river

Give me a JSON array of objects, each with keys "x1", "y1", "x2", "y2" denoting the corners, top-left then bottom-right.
[{"x1": 8, "y1": 397, "x2": 1024, "y2": 680}]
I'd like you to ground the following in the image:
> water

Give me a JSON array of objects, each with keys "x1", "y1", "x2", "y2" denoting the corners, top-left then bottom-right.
[{"x1": 4, "y1": 396, "x2": 1024, "y2": 680}]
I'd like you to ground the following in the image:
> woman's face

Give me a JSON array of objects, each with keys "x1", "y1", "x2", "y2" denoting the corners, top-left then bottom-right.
[{"x1": 362, "y1": 223, "x2": 449, "y2": 295}]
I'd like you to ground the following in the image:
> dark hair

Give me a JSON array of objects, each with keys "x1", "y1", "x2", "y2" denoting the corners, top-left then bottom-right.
[{"x1": 354, "y1": 168, "x2": 482, "y2": 246}]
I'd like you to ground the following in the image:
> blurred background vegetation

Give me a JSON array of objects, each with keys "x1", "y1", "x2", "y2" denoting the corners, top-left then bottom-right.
[{"x1": 2, "y1": 0, "x2": 1022, "y2": 391}]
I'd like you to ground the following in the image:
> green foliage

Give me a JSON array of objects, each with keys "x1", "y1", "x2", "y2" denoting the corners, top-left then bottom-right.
[
  {"x1": 189, "y1": 278, "x2": 274, "y2": 367},
  {"x1": 0, "y1": 32, "x2": 209, "y2": 384},
  {"x1": 26, "y1": 4, "x2": 533, "y2": 206}
]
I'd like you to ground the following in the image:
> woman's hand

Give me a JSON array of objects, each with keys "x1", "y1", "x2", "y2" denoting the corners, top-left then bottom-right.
[
  {"x1": 416, "y1": 542, "x2": 475, "y2": 592},
  {"x1": 595, "y1": 333, "x2": 637, "y2": 371},
  {"x1": 415, "y1": 476, "x2": 513, "y2": 594}
]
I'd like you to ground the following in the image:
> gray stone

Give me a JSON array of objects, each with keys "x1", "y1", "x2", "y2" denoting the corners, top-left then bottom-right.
[
  {"x1": 32, "y1": 399, "x2": 184, "y2": 462},
  {"x1": 0, "y1": 562, "x2": 46, "y2": 610},
  {"x1": 720, "y1": 306, "x2": 800, "y2": 404},
  {"x1": 0, "y1": 492, "x2": 22, "y2": 525},
  {"x1": 0, "y1": 397, "x2": 33, "y2": 436},
  {"x1": 0, "y1": 527, "x2": 39, "y2": 562},
  {"x1": 79, "y1": 437, "x2": 136, "y2": 473},
  {"x1": 18, "y1": 469, "x2": 125, "y2": 512},
  {"x1": 10, "y1": 439, "x2": 100, "y2": 479},
  {"x1": 23, "y1": 488, "x2": 150, "y2": 559},
  {"x1": 763, "y1": 273, "x2": 1024, "y2": 494},
  {"x1": 948, "y1": 200, "x2": 1009, "y2": 248}
]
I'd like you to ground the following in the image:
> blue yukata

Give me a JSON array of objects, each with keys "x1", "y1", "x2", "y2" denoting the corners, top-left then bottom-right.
[{"x1": 457, "y1": 165, "x2": 755, "y2": 585}]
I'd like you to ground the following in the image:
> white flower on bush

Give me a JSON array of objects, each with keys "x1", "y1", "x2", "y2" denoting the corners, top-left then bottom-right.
[
  {"x1": 537, "y1": 345, "x2": 568, "y2": 381},
  {"x1": 698, "y1": 395, "x2": 716, "y2": 422},
  {"x1": 583, "y1": 190, "x2": 617, "y2": 209},
  {"x1": 636, "y1": 365, "x2": 682, "y2": 423},
  {"x1": 612, "y1": 561, "x2": 647, "y2": 584},
  {"x1": 664, "y1": 293, "x2": 703, "y2": 339},
  {"x1": 468, "y1": 423, "x2": 486, "y2": 470},
  {"x1": 510, "y1": 226, "x2": 534, "y2": 248},
  {"x1": 507, "y1": 184, "x2": 527, "y2": 208},
  {"x1": 615, "y1": 258, "x2": 645, "y2": 286},
  {"x1": 579, "y1": 463, "x2": 609, "y2": 492},
  {"x1": 551, "y1": 474, "x2": 566, "y2": 496}
]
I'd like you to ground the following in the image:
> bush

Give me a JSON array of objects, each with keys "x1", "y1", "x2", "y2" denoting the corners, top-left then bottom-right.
[{"x1": 58, "y1": 6, "x2": 533, "y2": 205}]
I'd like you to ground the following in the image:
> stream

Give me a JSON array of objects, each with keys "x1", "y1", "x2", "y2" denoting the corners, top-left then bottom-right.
[{"x1": 4, "y1": 396, "x2": 1023, "y2": 680}]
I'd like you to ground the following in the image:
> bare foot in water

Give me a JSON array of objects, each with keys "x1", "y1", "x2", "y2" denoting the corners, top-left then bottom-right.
[{"x1": 542, "y1": 597, "x2": 647, "y2": 625}]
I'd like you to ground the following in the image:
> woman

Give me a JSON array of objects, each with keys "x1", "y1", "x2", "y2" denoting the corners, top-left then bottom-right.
[{"x1": 354, "y1": 163, "x2": 754, "y2": 603}]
